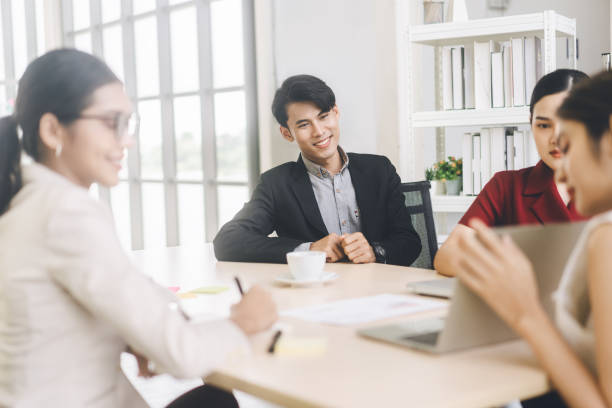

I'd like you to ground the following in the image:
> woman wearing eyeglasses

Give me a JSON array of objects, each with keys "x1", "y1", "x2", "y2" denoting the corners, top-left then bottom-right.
[{"x1": 0, "y1": 49, "x2": 277, "y2": 407}]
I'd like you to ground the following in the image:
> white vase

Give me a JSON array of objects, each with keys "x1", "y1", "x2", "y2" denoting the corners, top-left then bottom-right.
[
  {"x1": 430, "y1": 180, "x2": 446, "y2": 195},
  {"x1": 447, "y1": 0, "x2": 469, "y2": 22},
  {"x1": 445, "y1": 179, "x2": 462, "y2": 196}
]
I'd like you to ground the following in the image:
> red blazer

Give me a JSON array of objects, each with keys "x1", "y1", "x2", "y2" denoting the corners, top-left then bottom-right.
[{"x1": 459, "y1": 161, "x2": 586, "y2": 227}]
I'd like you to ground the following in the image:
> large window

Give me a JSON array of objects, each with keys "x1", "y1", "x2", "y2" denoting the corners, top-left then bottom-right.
[
  {"x1": 0, "y1": 0, "x2": 46, "y2": 117},
  {"x1": 62, "y1": 0, "x2": 259, "y2": 249}
]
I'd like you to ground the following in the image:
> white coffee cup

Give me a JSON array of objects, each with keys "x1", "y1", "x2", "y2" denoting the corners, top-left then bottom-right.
[{"x1": 286, "y1": 251, "x2": 326, "y2": 281}]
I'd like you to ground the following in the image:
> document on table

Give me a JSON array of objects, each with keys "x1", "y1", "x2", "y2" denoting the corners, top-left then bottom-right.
[{"x1": 281, "y1": 294, "x2": 447, "y2": 326}]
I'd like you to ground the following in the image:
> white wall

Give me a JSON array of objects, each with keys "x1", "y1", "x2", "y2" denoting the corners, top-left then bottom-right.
[
  {"x1": 262, "y1": 0, "x2": 398, "y2": 170},
  {"x1": 262, "y1": 0, "x2": 610, "y2": 172}
]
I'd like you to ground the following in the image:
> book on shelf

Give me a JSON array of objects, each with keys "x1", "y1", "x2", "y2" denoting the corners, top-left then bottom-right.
[
  {"x1": 511, "y1": 37, "x2": 526, "y2": 106},
  {"x1": 506, "y1": 131, "x2": 515, "y2": 170},
  {"x1": 442, "y1": 46, "x2": 453, "y2": 110},
  {"x1": 441, "y1": 36, "x2": 542, "y2": 111},
  {"x1": 502, "y1": 41, "x2": 513, "y2": 107},
  {"x1": 524, "y1": 36, "x2": 543, "y2": 106},
  {"x1": 461, "y1": 127, "x2": 536, "y2": 195},
  {"x1": 472, "y1": 133, "x2": 482, "y2": 192},
  {"x1": 490, "y1": 127, "x2": 506, "y2": 175},
  {"x1": 474, "y1": 41, "x2": 493, "y2": 110},
  {"x1": 491, "y1": 52, "x2": 504, "y2": 108},
  {"x1": 480, "y1": 128, "x2": 492, "y2": 183},
  {"x1": 463, "y1": 44, "x2": 475, "y2": 109},
  {"x1": 526, "y1": 132, "x2": 539, "y2": 166},
  {"x1": 462, "y1": 132, "x2": 473, "y2": 195},
  {"x1": 452, "y1": 47, "x2": 465, "y2": 109},
  {"x1": 513, "y1": 129, "x2": 525, "y2": 170}
]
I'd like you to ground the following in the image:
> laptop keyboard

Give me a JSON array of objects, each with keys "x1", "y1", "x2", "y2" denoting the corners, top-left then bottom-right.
[
  {"x1": 396, "y1": 318, "x2": 445, "y2": 346},
  {"x1": 402, "y1": 331, "x2": 440, "y2": 346}
]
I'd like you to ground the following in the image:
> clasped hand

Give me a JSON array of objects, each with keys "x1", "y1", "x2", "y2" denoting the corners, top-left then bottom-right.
[{"x1": 310, "y1": 232, "x2": 375, "y2": 264}]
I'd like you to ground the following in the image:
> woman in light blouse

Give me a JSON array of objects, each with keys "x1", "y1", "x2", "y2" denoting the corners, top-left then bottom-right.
[
  {"x1": 0, "y1": 49, "x2": 277, "y2": 407},
  {"x1": 454, "y1": 71, "x2": 612, "y2": 407}
]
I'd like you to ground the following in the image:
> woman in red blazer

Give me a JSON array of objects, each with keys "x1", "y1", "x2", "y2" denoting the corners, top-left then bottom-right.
[{"x1": 435, "y1": 69, "x2": 588, "y2": 277}]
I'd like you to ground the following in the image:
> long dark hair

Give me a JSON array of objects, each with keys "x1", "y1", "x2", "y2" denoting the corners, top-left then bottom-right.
[
  {"x1": 558, "y1": 70, "x2": 612, "y2": 153},
  {"x1": 529, "y1": 69, "x2": 589, "y2": 120},
  {"x1": 0, "y1": 48, "x2": 119, "y2": 215}
]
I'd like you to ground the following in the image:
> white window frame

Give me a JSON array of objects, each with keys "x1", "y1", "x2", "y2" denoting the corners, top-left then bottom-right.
[{"x1": 60, "y1": 0, "x2": 259, "y2": 248}]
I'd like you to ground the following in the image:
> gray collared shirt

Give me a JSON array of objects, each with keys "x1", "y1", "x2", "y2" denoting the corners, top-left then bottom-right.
[{"x1": 295, "y1": 147, "x2": 361, "y2": 251}]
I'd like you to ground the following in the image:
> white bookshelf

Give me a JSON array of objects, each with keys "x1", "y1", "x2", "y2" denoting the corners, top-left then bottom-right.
[
  {"x1": 397, "y1": 8, "x2": 577, "y2": 214},
  {"x1": 412, "y1": 106, "x2": 530, "y2": 128},
  {"x1": 431, "y1": 195, "x2": 476, "y2": 213},
  {"x1": 410, "y1": 12, "x2": 576, "y2": 46}
]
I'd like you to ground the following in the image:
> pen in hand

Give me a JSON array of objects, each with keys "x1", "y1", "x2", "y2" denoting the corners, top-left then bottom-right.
[
  {"x1": 267, "y1": 330, "x2": 283, "y2": 354},
  {"x1": 234, "y1": 276, "x2": 244, "y2": 297}
]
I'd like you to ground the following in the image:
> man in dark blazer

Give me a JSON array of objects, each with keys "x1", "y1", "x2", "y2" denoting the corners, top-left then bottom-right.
[{"x1": 213, "y1": 75, "x2": 421, "y2": 266}]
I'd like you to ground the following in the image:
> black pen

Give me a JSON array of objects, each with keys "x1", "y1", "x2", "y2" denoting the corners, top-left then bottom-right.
[
  {"x1": 234, "y1": 276, "x2": 244, "y2": 297},
  {"x1": 267, "y1": 330, "x2": 283, "y2": 354}
]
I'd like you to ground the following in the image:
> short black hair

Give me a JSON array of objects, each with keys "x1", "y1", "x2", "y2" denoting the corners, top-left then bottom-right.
[
  {"x1": 558, "y1": 70, "x2": 612, "y2": 154},
  {"x1": 529, "y1": 69, "x2": 589, "y2": 119},
  {"x1": 271, "y1": 74, "x2": 336, "y2": 127}
]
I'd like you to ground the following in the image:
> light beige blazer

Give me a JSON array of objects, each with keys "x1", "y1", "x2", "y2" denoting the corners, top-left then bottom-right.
[{"x1": 0, "y1": 163, "x2": 248, "y2": 407}]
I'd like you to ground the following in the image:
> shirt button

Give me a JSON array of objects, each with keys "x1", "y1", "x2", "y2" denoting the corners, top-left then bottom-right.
[
  {"x1": 336, "y1": 189, "x2": 341, "y2": 193},
  {"x1": 342, "y1": 220, "x2": 347, "y2": 226}
]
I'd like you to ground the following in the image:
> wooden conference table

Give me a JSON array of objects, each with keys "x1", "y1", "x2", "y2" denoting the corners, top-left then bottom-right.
[{"x1": 131, "y1": 244, "x2": 550, "y2": 408}]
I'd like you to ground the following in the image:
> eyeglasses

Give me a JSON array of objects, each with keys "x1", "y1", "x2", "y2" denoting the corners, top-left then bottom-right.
[{"x1": 75, "y1": 112, "x2": 140, "y2": 142}]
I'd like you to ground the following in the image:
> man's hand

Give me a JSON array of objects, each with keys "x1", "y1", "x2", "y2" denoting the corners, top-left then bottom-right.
[
  {"x1": 341, "y1": 232, "x2": 375, "y2": 264},
  {"x1": 310, "y1": 233, "x2": 345, "y2": 262}
]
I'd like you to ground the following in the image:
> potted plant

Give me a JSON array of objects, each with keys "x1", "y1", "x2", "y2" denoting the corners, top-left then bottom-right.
[{"x1": 440, "y1": 156, "x2": 462, "y2": 195}]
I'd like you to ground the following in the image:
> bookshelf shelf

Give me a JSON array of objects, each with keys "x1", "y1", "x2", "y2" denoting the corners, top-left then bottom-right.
[
  {"x1": 412, "y1": 106, "x2": 530, "y2": 128},
  {"x1": 409, "y1": 11, "x2": 576, "y2": 46},
  {"x1": 431, "y1": 195, "x2": 476, "y2": 213},
  {"x1": 397, "y1": 6, "x2": 577, "y2": 222}
]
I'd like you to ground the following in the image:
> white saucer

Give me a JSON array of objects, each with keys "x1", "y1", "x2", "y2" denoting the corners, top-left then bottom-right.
[{"x1": 274, "y1": 272, "x2": 339, "y2": 287}]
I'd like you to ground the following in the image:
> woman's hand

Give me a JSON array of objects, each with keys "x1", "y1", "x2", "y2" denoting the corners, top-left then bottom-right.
[
  {"x1": 126, "y1": 346, "x2": 157, "y2": 378},
  {"x1": 454, "y1": 218, "x2": 545, "y2": 334},
  {"x1": 230, "y1": 285, "x2": 278, "y2": 335},
  {"x1": 134, "y1": 352, "x2": 156, "y2": 378}
]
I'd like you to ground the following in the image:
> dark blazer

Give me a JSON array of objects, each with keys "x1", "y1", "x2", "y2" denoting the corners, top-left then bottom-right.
[
  {"x1": 213, "y1": 153, "x2": 422, "y2": 266},
  {"x1": 459, "y1": 160, "x2": 586, "y2": 226}
]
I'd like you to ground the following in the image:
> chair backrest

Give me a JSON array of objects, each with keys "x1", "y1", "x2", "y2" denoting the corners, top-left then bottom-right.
[{"x1": 399, "y1": 181, "x2": 438, "y2": 269}]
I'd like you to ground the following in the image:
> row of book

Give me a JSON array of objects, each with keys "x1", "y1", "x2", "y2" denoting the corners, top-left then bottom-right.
[
  {"x1": 462, "y1": 128, "x2": 539, "y2": 195},
  {"x1": 442, "y1": 36, "x2": 543, "y2": 110}
]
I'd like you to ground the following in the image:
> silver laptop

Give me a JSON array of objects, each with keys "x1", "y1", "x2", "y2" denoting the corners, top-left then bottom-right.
[
  {"x1": 358, "y1": 221, "x2": 586, "y2": 353},
  {"x1": 406, "y1": 278, "x2": 455, "y2": 299}
]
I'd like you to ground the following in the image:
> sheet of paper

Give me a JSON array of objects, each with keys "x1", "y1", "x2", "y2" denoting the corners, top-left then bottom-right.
[
  {"x1": 189, "y1": 286, "x2": 229, "y2": 294},
  {"x1": 282, "y1": 294, "x2": 446, "y2": 326}
]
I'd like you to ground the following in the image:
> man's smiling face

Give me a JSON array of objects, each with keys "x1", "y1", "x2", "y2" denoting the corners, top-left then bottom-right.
[{"x1": 281, "y1": 102, "x2": 340, "y2": 166}]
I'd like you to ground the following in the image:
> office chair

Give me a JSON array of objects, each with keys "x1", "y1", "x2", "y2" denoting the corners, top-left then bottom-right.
[{"x1": 399, "y1": 181, "x2": 438, "y2": 269}]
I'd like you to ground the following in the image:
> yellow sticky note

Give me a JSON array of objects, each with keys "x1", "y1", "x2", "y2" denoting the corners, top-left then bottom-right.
[
  {"x1": 177, "y1": 292, "x2": 197, "y2": 299},
  {"x1": 274, "y1": 337, "x2": 327, "y2": 357},
  {"x1": 189, "y1": 286, "x2": 229, "y2": 295}
]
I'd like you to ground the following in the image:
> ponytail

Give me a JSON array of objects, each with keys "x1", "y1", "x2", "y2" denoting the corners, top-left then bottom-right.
[{"x1": 0, "y1": 115, "x2": 22, "y2": 215}]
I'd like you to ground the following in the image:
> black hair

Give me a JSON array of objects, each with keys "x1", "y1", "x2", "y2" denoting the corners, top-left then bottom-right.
[
  {"x1": 530, "y1": 69, "x2": 589, "y2": 120},
  {"x1": 558, "y1": 70, "x2": 612, "y2": 154},
  {"x1": 271, "y1": 74, "x2": 336, "y2": 127},
  {"x1": 0, "y1": 48, "x2": 119, "y2": 215}
]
